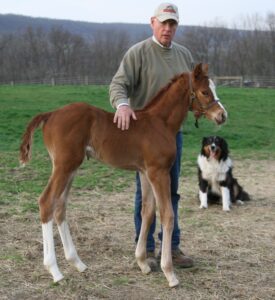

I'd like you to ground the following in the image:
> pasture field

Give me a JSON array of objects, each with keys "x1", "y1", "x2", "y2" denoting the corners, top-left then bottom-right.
[{"x1": 0, "y1": 85, "x2": 275, "y2": 299}]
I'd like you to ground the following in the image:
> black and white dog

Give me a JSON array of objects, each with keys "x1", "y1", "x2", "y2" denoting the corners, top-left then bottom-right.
[{"x1": 197, "y1": 136, "x2": 250, "y2": 211}]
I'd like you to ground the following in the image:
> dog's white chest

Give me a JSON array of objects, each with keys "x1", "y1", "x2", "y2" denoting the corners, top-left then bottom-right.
[{"x1": 198, "y1": 155, "x2": 232, "y2": 192}]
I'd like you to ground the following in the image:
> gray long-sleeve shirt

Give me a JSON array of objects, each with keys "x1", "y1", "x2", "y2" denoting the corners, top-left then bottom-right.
[{"x1": 109, "y1": 37, "x2": 194, "y2": 110}]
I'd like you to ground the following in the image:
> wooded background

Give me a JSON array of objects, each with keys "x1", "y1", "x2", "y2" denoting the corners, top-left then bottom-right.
[{"x1": 0, "y1": 13, "x2": 275, "y2": 84}]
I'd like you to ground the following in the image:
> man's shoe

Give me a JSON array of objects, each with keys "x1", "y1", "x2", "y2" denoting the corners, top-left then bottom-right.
[
  {"x1": 172, "y1": 248, "x2": 194, "y2": 268},
  {"x1": 157, "y1": 248, "x2": 194, "y2": 268},
  {"x1": 146, "y1": 251, "x2": 158, "y2": 272}
]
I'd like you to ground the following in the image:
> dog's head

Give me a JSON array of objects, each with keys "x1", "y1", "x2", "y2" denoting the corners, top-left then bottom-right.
[{"x1": 201, "y1": 136, "x2": 229, "y2": 161}]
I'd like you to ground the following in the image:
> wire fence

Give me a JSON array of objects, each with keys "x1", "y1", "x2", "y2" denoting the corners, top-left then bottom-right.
[
  {"x1": 0, "y1": 75, "x2": 113, "y2": 86},
  {"x1": 213, "y1": 76, "x2": 275, "y2": 88},
  {"x1": 1, "y1": 75, "x2": 275, "y2": 88}
]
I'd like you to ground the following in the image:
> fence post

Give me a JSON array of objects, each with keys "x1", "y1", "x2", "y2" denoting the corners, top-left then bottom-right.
[
  {"x1": 85, "y1": 75, "x2": 88, "y2": 85},
  {"x1": 51, "y1": 78, "x2": 55, "y2": 86},
  {"x1": 240, "y1": 77, "x2": 243, "y2": 88}
]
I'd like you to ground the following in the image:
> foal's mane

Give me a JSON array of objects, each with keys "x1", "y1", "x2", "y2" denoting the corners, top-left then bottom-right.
[{"x1": 139, "y1": 73, "x2": 187, "y2": 112}]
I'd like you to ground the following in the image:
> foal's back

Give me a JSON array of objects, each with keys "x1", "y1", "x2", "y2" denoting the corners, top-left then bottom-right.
[{"x1": 42, "y1": 102, "x2": 176, "y2": 171}]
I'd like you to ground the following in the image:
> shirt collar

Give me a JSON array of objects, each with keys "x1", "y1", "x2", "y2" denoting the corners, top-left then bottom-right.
[{"x1": 152, "y1": 36, "x2": 173, "y2": 49}]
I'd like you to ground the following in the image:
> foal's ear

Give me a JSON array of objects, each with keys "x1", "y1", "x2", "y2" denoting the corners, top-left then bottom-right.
[
  {"x1": 193, "y1": 63, "x2": 209, "y2": 79},
  {"x1": 202, "y1": 64, "x2": 209, "y2": 75}
]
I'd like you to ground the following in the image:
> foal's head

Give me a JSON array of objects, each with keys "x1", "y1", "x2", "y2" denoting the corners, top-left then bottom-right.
[{"x1": 190, "y1": 63, "x2": 227, "y2": 125}]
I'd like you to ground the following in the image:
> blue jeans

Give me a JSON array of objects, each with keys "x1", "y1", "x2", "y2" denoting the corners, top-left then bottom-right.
[{"x1": 134, "y1": 132, "x2": 183, "y2": 252}]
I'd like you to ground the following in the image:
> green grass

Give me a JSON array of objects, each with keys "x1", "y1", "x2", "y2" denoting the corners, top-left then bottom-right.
[
  {"x1": 0, "y1": 85, "x2": 111, "y2": 152},
  {"x1": 0, "y1": 252, "x2": 24, "y2": 263},
  {"x1": 0, "y1": 84, "x2": 274, "y2": 213},
  {"x1": 183, "y1": 87, "x2": 275, "y2": 159}
]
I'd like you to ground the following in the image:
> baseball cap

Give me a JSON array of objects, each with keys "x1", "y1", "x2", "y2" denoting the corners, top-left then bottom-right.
[{"x1": 154, "y1": 3, "x2": 179, "y2": 23}]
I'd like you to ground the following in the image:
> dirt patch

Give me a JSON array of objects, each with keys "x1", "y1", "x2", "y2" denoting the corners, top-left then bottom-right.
[{"x1": 1, "y1": 159, "x2": 275, "y2": 299}]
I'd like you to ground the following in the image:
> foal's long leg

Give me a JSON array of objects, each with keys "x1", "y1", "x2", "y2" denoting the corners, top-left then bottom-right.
[
  {"x1": 42, "y1": 219, "x2": 63, "y2": 282},
  {"x1": 55, "y1": 172, "x2": 87, "y2": 272},
  {"x1": 39, "y1": 166, "x2": 86, "y2": 282},
  {"x1": 135, "y1": 172, "x2": 156, "y2": 274},
  {"x1": 148, "y1": 169, "x2": 179, "y2": 288},
  {"x1": 39, "y1": 168, "x2": 71, "y2": 282}
]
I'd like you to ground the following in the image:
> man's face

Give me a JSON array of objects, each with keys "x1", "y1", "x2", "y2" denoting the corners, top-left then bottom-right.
[{"x1": 151, "y1": 17, "x2": 178, "y2": 47}]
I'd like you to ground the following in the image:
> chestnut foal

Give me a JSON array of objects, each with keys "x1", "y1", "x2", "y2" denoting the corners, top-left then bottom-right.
[{"x1": 20, "y1": 63, "x2": 227, "y2": 287}]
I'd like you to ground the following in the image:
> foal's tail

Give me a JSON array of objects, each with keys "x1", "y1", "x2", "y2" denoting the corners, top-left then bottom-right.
[{"x1": 19, "y1": 112, "x2": 52, "y2": 166}]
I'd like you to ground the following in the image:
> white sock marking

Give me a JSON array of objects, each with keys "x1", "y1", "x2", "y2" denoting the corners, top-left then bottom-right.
[
  {"x1": 42, "y1": 220, "x2": 64, "y2": 282},
  {"x1": 58, "y1": 221, "x2": 87, "y2": 272}
]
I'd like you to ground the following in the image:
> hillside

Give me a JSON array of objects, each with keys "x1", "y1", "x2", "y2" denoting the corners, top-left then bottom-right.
[
  {"x1": 0, "y1": 13, "x2": 187, "y2": 41},
  {"x1": 1, "y1": 14, "x2": 274, "y2": 79}
]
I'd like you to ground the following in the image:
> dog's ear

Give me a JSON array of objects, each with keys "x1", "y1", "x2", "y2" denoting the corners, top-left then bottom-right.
[
  {"x1": 201, "y1": 137, "x2": 207, "y2": 155},
  {"x1": 221, "y1": 138, "x2": 229, "y2": 159},
  {"x1": 202, "y1": 137, "x2": 208, "y2": 145}
]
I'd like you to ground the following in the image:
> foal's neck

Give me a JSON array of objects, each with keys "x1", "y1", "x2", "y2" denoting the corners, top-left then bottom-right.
[{"x1": 147, "y1": 73, "x2": 190, "y2": 134}]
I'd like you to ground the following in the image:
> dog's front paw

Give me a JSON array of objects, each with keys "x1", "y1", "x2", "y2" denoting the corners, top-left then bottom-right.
[
  {"x1": 222, "y1": 206, "x2": 231, "y2": 212},
  {"x1": 200, "y1": 204, "x2": 208, "y2": 209},
  {"x1": 199, "y1": 191, "x2": 208, "y2": 209}
]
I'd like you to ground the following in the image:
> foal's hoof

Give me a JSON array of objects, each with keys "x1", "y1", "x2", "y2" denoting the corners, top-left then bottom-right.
[
  {"x1": 76, "y1": 261, "x2": 88, "y2": 272},
  {"x1": 141, "y1": 264, "x2": 151, "y2": 274},
  {"x1": 46, "y1": 265, "x2": 64, "y2": 283},
  {"x1": 53, "y1": 272, "x2": 64, "y2": 283},
  {"x1": 169, "y1": 277, "x2": 179, "y2": 288}
]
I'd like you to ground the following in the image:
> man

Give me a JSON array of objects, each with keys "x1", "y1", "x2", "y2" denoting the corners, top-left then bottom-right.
[{"x1": 109, "y1": 2, "x2": 194, "y2": 269}]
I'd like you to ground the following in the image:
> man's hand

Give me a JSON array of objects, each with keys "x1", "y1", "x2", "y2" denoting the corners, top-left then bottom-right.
[{"x1": 113, "y1": 105, "x2": 137, "y2": 130}]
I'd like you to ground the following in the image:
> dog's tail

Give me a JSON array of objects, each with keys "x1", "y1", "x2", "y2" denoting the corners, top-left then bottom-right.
[
  {"x1": 239, "y1": 189, "x2": 250, "y2": 201},
  {"x1": 233, "y1": 178, "x2": 250, "y2": 202},
  {"x1": 19, "y1": 112, "x2": 52, "y2": 166}
]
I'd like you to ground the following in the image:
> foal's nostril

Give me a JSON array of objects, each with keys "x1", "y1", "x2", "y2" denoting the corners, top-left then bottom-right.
[{"x1": 219, "y1": 111, "x2": 227, "y2": 123}]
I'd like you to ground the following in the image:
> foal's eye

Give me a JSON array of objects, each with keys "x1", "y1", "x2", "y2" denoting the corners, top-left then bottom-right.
[{"x1": 202, "y1": 91, "x2": 209, "y2": 96}]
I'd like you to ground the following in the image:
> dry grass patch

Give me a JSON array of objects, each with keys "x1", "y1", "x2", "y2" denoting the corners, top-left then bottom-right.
[{"x1": 1, "y1": 160, "x2": 274, "y2": 299}]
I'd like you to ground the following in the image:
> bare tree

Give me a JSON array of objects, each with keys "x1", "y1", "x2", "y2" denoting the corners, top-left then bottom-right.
[
  {"x1": 88, "y1": 29, "x2": 130, "y2": 78},
  {"x1": 0, "y1": 14, "x2": 275, "y2": 83},
  {"x1": 266, "y1": 13, "x2": 275, "y2": 75}
]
